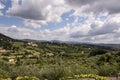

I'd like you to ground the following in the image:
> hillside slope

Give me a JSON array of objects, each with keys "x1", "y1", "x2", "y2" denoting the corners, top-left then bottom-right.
[{"x1": 0, "y1": 33, "x2": 120, "y2": 80}]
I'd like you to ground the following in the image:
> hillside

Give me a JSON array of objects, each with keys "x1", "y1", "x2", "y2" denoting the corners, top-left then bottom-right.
[
  {"x1": 0, "y1": 33, "x2": 120, "y2": 80},
  {"x1": 0, "y1": 33, "x2": 13, "y2": 40}
]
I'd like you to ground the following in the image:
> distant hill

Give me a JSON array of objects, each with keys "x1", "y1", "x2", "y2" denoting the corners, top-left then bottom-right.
[
  {"x1": 0, "y1": 33, "x2": 120, "y2": 80},
  {"x1": 0, "y1": 33, "x2": 13, "y2": 40},
  {"x1": 0, "y1": 33, "x2": 120, "y2": 50},
  {"x1": 0, "y1": 33, "x2": 14, "y2": 49},
  {"x1": 95, "y1": 44, "x2": 120, "y2": 50}
]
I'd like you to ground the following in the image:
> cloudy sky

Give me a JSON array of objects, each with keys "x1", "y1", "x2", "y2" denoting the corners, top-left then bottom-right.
[{"x1": 0, "y1": 0, "x2": 120, "y2": 43}]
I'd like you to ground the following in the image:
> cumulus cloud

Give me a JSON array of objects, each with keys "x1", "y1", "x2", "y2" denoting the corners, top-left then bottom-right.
[
  {"x1": 70, "y1": 24, "x2": 91, "y2": 38},
  {"x1": 68, "y1": 12, "x2": 120, "y2": 43},
  {"x1": 66, "y1": 0, "x2": 120, "y2": 14},
  {"x1": 38, "y1": 26, "x2": 70, "y2": 40},
  {"x1": 7, "y1": 0, "x2": 46, "y2": 20},
  {"x1": 1, "y1": 0, "x2": 120, "y2": 43},
  {"x1": 0, "y1": 25, "x2": 34, "y2": 39},
  {"x1": 0, "y1": 21, "x2": 120, "y2": 43},
  {"x1": 70, "y1": 22, "x2": 120, "y2": 39},
  {"x1": 0, "y1": 25, "x2": 70, "y2": 41},
  {"x1": 66, "y1": 0, "x2": 96, "y2": 7},
  {"x1": 7, "y1": 0, "x2": 69, "y2": 28},
  {"x1": 89, "y1": 22, "x2": 120, "y2": 36},
  {"x1": 24, "y1": 20, "x2": 47, "y2": 28}
]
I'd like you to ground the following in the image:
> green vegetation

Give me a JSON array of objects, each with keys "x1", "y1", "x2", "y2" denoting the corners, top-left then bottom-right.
[
  {"x1": 60, "y1": 74, "x2": 108, "y2": 80},
  {"x1": 0, "y1": 33, "x2": 120, "y2": 80}
]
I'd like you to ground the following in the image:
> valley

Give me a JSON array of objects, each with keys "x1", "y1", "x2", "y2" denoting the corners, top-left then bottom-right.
[{"x1": 0, "y1": 33, "x2": 120, "y2": 80}]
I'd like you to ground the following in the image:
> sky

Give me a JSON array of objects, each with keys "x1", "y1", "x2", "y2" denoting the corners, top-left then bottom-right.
[{"x1": 0, "y1": 0, "x2": 120, "y2": 43}]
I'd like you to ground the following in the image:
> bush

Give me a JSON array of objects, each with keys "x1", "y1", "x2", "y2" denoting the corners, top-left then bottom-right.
[
  {"x1": 60, "y1": 74, "x2": 108, "y2": 80},
  {"x1": 16, "y1": 76, "x2": 39, "y2": 80},
  {"x1": 98, "y1": 65, "x2": 118, "y2": 76},
  {"x1": 90, "y1": 49, "x2": 107, "y2": 56},
  {"x1": 40, "y1": 65, "x2": 66, "y2": 80},
  {"x1": 7, "y1": 65, "x2": 41, "y2": 79}
]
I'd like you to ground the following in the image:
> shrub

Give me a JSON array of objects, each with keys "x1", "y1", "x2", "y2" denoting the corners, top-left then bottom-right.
[
  {"x1": 90, "y1": 49, "x2": 107, "y2": 56},
  {"x1": 16, "y1": 76, "x2": 39, "y2": 80},
  {"x1": 98, "y1": 65, "x2": 118, "y2": 76},
  {"x1": 7, "y1": 65, "x2": 41, "y2": 79},
  {"x1": 60, "y1": 74, "x2": 108, "y2": 80},
  {"x1": 40, "y1": 65, "x2": 66, "y2": 80}
]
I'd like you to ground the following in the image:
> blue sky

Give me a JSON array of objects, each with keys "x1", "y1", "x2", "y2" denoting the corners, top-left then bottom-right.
[{"x1": 0, "y1": 0, "x2": 120, "y2": 43}]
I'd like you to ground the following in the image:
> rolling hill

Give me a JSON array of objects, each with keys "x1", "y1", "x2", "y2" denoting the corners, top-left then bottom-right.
[{"x1": 0, "y1": 33, "x2": 120, "y2": 80}]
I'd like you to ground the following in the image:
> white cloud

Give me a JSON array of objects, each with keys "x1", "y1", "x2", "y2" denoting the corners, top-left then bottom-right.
[
  {"x1": 0, "y1": 25, "x2": 69, "y2": 41},
  {"x1": 66, "y1": 0, "x2": 120, "y2": 14},
  {"x1": 67, "y1": 11, "x2": 120, "y2": 43},
  {"x1": 89, "y1": 22, "x2": 120, "y2": 36},
  {"x1": 38, "y1": 26, "x2": 70, "y2": 41},
  {"x1": 108, "y1": 14, "x2": 120, "y2": 23},
  {"x1": 1, "y1": 0, "x2": 120, "y2": 43},
  {"x1": 0, "y1": 21, "x2": 120, "y2": 43},
  {"x1": 24, "y1": 20, "x2": 47, "y2": 28},
  {"x1": 7, "y1": 0, "x2": 70, "y2": 28},
  {"x1": 0, "y1": 25, "x2": 34, "y2": 39},
  {"x1": 70, "y1": 24, "x2": 91, "y2": 38}
]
